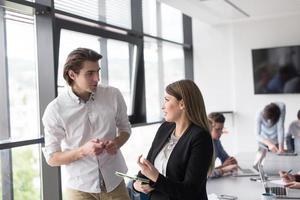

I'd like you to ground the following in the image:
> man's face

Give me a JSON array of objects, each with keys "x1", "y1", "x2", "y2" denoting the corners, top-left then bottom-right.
[
  {"x1": 70, "y1": 60, "x2": 100, "y2": 95},
  {"x1": 211, "y1": 122, "x2": 224, "y2": 140}
]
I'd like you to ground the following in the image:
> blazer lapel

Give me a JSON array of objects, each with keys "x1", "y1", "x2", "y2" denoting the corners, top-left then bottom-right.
[{"x1": 151, "y1": 125, "x2": 175, "y2": 162}]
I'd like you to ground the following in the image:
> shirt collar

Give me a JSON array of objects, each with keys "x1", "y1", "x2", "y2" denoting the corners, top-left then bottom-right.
[{"x1": 67, "y1": 87, "x2": 95, "y2": 104}]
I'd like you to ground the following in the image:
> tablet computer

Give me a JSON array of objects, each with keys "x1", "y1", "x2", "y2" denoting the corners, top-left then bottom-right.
[{"x1": 115, "y1": 171, "x2": 150, "y2": 184}]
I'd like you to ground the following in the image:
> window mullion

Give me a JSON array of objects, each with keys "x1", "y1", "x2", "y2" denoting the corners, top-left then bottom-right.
[{"x1": 0, "y1": 7, "x2": 14, "y2": 200}]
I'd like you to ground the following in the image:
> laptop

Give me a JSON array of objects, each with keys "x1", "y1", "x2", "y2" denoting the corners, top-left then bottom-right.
[
  {"x1": 232, "y1": 165, "x2": 259, "y2": 177},
  {"x1": 263, "y1": 153, "x2": 300, "y2": 175},
  {"x1": 258, "y1": 163, "x2": 300, "y2": 199}
]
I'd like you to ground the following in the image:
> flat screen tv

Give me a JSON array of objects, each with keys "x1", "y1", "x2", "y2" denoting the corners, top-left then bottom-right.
[{"x1": 252, "y1": 45, "x2": 300, "y2": 94}]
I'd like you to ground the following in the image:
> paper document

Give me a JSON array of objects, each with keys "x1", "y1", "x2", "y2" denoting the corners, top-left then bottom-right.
[{"x1": 270, "y1": 179, "x2": 286, "y2": 186}]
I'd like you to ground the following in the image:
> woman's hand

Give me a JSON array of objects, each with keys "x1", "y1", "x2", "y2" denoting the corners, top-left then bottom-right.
[
  {"x1": 133, "y1": 181, "x2": 154, "y2": 194},
  {"x1": 137, "y1": 155, "x2": 159, "y2": 182},
  {"x1": 279, "y1": 171, "x2": 295, "y2": 183},
  {"x1": 284, "y1": 181, "x2": 300, "y2": 189}
]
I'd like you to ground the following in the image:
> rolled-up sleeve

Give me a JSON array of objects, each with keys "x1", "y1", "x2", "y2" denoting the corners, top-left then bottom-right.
[
  {"x1": 42, "y1": 104, "x2": 65, "y2": 162},
  {"x1": 115, "y1": 89, "x2": 131, "y2": 135}
]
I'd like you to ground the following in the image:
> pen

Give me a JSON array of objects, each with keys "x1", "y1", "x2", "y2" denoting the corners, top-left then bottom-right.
[{"x1": 287, "y1": 169, "x2": 293, "y2": 174}]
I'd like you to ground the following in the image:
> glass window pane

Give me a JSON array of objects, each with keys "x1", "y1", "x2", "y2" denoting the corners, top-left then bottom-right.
[
  {"x1": 12, "y1": 145, "x2": 41, "y2": 200},
  {"x1": 162, "y1": 41, "x2": 185, "y2": 86},
  {"x1": 0, "y1": 145, "x2": 41, "y2": 200},
  {"x1": 161, "y1": 3, "x2": 183, "y2": 43},
  {"x1": 142, "y1": 0, "x2": 157, "y2": 36},
  {"x1": 5, "y1": 12, "x2": 39, "y2": 140},
  {"x1": 144, "y1": 38, "x2": 185, "y2": 122},
  {"x1": 54, "y1": 0, "x2": 131, "y2": 29},
  {"x1": 144, "y1": 38, "x2": 161, "y2": 122},
  {"x1": 107, "y1": 39, "x2": 133, "y2": 115}
]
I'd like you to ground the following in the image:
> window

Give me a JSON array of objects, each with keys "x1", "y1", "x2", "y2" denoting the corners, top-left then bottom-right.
[
  {"x1": 144, "y1": 37, "x2": 185, "y2": 122},
  {"x1": 1, "y1": 9, "x2": 41, "y2": 200},
  {"x1": 107, "y1": 39, "x2": 135, "y2": 115},
  {"x1": 6, "y1": 12, "x2": 39, "y2": 140},
  {"x1": 54, "y1": 0, "x2": 132, "y2": 29},
  {"x1": 143, "y1": 0, "x2": 183, "y2": 43}
]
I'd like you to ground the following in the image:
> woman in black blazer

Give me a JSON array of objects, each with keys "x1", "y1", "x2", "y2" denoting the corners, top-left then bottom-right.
[{"x1": 133, "y1": 79, "x2": 214, "y2": 200}]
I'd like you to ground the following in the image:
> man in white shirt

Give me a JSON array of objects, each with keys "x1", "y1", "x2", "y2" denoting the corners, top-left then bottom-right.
[{"x1": 42, "y1": 48, "x2": 131, "y2": 200}]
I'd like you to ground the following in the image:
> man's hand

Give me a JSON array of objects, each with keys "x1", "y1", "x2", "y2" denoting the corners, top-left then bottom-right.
[
  {"x1": 80, "y1": 138, "x2": 106, "y2": 157},
  {"x1": 104, "y1": 140, "x2": 118, "y2": 155},
  {"x1": 268, "y1": 143, "x2": 279, "y2": 153},
  {"x1": 221, "y1": 164, "x2": 238, "y2": 174},
  {"x1": 222, "y1": 157, "x2": 238, "y2": 167}
]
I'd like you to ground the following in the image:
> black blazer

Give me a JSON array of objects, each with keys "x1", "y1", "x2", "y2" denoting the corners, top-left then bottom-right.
[{"x1": 139, "y1": 122, "x2": 213, "y2": 200}]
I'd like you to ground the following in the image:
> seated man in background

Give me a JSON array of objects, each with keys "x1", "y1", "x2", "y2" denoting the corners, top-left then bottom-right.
[
  {"x1": 208, "y1": 112, "x2": 238, "y2": 178},
  {"x1": 286, "y1": 110, "x2": 300, "y2": 153},
  {"x1": 279, "y1": 170, "x2": 300, "y2": 189}
]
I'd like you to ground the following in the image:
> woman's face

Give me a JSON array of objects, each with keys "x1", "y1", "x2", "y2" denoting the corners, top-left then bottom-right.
[{"x1": 162, "y1": 93, "x2": 184, "y2": 122}]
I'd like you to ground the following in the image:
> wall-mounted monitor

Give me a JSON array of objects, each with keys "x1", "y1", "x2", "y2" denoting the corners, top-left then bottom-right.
[{"x1": 252, "y1": 45, "x2": 300, "y2": 94}]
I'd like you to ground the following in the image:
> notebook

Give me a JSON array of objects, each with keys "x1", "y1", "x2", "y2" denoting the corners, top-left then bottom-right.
[{"x1": 258, "y1": 163, "x2": 300, "y2": 199}]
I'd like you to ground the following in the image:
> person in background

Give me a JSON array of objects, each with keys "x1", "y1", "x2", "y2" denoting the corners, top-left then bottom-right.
[
  {"x1": 279, "y1": 170, "x2": 300, "y2": 189},
  {"x1": 132, "y1": 79, "x2": 214, "y2": 200},
  {"x1": 208, "y1": 112, "x2": 238, "y2": 178},
  {"x1": 42, "y1": 48, "x2": 131, "y2": 200},
  {"x1": 253, "y1": 102, "x2": 285, "y2": 170},
  {"x1": 286, "y1": 110, "x2": 300, "y2": 152}
]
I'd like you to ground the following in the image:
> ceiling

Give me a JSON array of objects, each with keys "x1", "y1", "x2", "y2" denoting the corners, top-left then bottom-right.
[{"x1": 160, "y1": 0, "x2": 300, "y2": 24}]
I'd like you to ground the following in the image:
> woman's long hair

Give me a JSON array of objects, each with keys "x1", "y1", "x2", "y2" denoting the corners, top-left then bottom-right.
[{"x1": 165, "y1": 79, "x2": 214, "y2": 173}]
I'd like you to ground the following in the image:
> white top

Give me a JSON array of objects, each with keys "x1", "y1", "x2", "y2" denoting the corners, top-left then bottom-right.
[
  {"x1": 287, "y1": 120, "x2": 300, "y2": 138},
  {"x1": 256, "y1": 102, "x2": 285, "y2": 145},
  {"x1": 286, "y1": 120, "x2": 300, "y2": 152},
  {"x1": 154, "y1": 133, "x2": 179, "y2": 176},
  {"x1": 42, "y1": 85, "x2": 131, "y2": 193}
]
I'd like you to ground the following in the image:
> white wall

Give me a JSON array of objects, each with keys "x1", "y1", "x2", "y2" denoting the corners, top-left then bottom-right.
[{"x1": 193, "y1": 15, "x2": 300, "y2": 153}]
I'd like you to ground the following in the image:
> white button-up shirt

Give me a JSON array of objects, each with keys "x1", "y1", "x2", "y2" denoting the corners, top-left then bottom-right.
[{"x1": 42, "y1": 85, "x2": 131, "y2": 193}]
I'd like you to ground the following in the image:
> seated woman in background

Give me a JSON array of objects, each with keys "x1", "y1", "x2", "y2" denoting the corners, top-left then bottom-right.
[
  {"x1": 132, "y1": 79, "x2": 214, "y2": 200},
  {"x1": 253, "y1": 102, "x2": 285, "y2": 170},
  {"x1": 286, "y1": 110, "x2": 300, "y2": 153},
  {"x1": 208, "y1": 112, "x2": 238, "y2": 178}
]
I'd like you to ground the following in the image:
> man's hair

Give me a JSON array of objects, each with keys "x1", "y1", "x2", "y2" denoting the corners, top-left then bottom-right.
[
  {"x1": 263, "y1": 103, "x2": 281, "y2": 125},
  {"x1": 297, "y1": 110, "x2": 300, "y2": 120},
  {"x1": 208, "y1": 112, "x2": 225, "y2": 124},
  {"x1": 63, "y1": 48, "x2": 102, "y2": 86}
]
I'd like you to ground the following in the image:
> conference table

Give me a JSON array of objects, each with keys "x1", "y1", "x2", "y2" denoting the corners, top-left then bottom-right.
[{"x1": 207, "y1": 152, "x2": 300, "y2": 200}]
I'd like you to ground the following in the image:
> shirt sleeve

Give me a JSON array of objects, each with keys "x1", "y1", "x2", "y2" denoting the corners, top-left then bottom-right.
[
  {"x1": 208, "y1": 168, "x2": 222, "y2": 178},
  {"x1": 276, "y1": 102, "x2": 285, "y2": 145},
  {"x1": 42, "y1": 104, "x2": 65, "y2": 162},
  {"x1": 115, "y1": 88, "x2": 131, "y2": 135},
  {"x1": 214, "y1": 140, "x2": 229, "y2": 163},
  {"x1": 256, "y1": 111, "x2": 264, "y2": 143}
]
